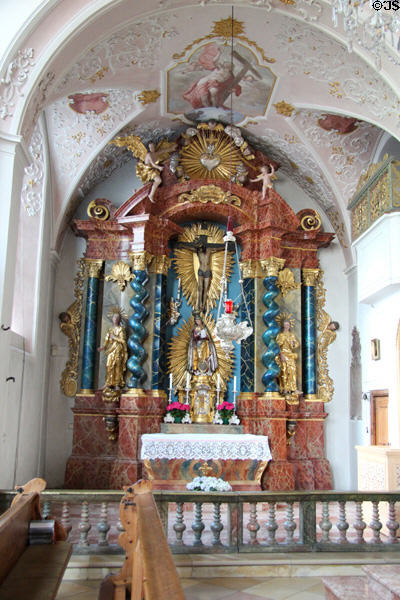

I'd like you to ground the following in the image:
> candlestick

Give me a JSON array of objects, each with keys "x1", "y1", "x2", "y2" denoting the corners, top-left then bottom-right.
[
  {"x1": 186, "y1": 372, "x2": 190, "y2": 390},
  {"x1": 169, "y1": 373, "x2": 173, "y2": 389},
  {"x1": 217, "y1": 373, "x2": 221, "y2": 391},
  {"x1": 233, "y1": 376, "x2": 237, "y2": 393}
]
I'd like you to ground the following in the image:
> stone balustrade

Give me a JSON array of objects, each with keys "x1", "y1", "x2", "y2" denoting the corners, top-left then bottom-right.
[{"x1": 1, "y1": 490, "x2": 399, "y2": 554}]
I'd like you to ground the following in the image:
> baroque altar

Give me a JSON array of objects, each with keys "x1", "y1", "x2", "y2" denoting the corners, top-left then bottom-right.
[{"x1": 62, "y1": 120, "x2": 337, "y2": 491}]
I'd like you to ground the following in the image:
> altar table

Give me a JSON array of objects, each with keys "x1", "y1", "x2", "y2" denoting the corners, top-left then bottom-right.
[{"x1": 141, "y1": 433, "x2": 272, "y2": 490}]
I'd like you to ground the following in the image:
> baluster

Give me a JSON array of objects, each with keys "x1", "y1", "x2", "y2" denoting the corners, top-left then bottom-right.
[
  {"x1": 173, "y1": 502, "x2": 186, "y2": 545},
  {"x1": 247, "y1": 502, "x2": 260, "y2": 545},
  {"x1": 284, "y1": 501, "x2": 296, "y2": 544},
  {"x1": 369, "y1": 501, "x2": 382, "y2": 544},
  {"x1": 386, "y1": 501, "x2": 399, "y2": 544},
  {"x1": 319, "y1": 501, "x2": 332, "y2": 543},
  {"x1": 354, "y1": 501, "x2": 366, "y2": 544},
  {"x1": 337, "y1": 501, "x2": 349, "y2": 544},
  {"x1": 42, "y1": 500, "x2": 51, "y2": 519},
  {"x1": 61, "y1": 502, "x2": 72, "y2": 538},
  {"x1": 192, "y1": 502, "x2": 205, "y2": 546},
  {"x1": 266, "y1": 502, "x2": 278, "y2": 545},
  {"x1": 78, "y1": 501, "x2": 91, "y2": 546},
  {"x1": 97, "y1": 502, "x2": 110, "y2": 546},
  {"x1": 211, "y1": 502, "x2": 223, "y2": 546}
]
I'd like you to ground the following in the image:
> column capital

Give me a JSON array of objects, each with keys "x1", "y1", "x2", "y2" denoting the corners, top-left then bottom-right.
[
  {"x1": 129, "y1": 250, "x2": 153, "y2": 271},
  {"x1": 84, "y1": 258, "x2": 103, "y2": 278},
  {"x1": 148, "y1": 254, "x2": 170, "y2": 276},
  {"x1": 302, "y1": 268, "x2": 320, "y2": 287},
  {"x1": 260, "y1": 257, "x2": 285, "y2": 277}
]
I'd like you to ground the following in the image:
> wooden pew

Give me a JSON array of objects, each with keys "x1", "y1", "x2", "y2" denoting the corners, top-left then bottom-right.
[
  {"x1": 107, "y1": 480, "x2": 185, "y2": 600},
  {"x1": 0, "y1": 478, "x2": 72, "y2": 600}
]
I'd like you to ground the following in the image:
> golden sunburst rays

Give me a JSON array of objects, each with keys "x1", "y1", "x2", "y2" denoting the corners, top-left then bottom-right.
[
  {"x1": 168, "y1": 314, "x2": 233, "y2": 390},
  {"x1": 180, "y1": 129, "x2": 243, "y2": 180},
  {"x1": 173, "y1": 223, "x2": 233, "y2": 313}
]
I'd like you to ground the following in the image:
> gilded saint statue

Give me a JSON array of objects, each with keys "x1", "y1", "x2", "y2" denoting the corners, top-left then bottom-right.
[
  {"x1": 98, "y1": 310, "x2": 128, "y2": 388},
  {"x1": 188, "y1": 315, "x2": 218, "y2": 376},
  {"x1": 276, "y1": 318, "x2": 300, "y2": 394}
]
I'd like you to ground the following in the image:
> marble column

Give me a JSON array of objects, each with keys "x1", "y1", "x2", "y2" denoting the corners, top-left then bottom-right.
[
  {"x1": 126, "y1": 251, "x2": 152, "y2": 390},
  {"x1": 80, "y1": 259, "x2": 103, "y2": 393},
  {"x1": 150, "y1": 255, "x2": 169, "y2": 392},
  {"x1": 261, "y1": 257, "x2": 285, "y2": 393},
  {"x1": 302, "y1": 268, "x2": 319, "y2": 400},
  {"x1": 239, "y1": 260, "x2": 256, "y2": 392}
]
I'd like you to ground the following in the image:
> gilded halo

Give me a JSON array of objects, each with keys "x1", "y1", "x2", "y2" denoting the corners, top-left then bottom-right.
[{"x1": 168, "y1": 314, "x2": 233, "y2": 390}]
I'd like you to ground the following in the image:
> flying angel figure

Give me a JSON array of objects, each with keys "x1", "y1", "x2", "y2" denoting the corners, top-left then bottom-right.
[{"x1": 111, "y1": 135, "x2": 176, "y2": 202}]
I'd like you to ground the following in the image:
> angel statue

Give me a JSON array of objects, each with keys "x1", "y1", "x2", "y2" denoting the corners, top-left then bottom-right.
[
  {"x1": 111, "y1": 135, "x2": 177, "y2": 202},
  {"x1": 98, "y1": 308, "x2": 128, "y2": 389}
]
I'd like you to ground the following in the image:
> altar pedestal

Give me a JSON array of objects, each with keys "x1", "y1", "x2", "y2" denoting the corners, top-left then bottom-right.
[{"x1": 141, "y1": 433, "x2": 272, "y2": 491}]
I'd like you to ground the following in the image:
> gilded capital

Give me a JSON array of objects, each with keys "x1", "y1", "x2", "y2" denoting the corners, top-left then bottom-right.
[
  {"x1": 302, "y1": 268, "x2": 320, "y2": 287},
  {"x1": 240, "y1": 259, "x2": 257, "y2": 279},
  {"x1": 84, "y1": 259, "x2": 103, "y2": 278},
  {"x1": 260, "y1": 257, "x2": 285, "y2": 277},
  {"x1": 129, "y1": 251, "x2": 153, "y2": 271},
  {"x1": 149, "y1": 255, "x2": 171, "y2": 275}
]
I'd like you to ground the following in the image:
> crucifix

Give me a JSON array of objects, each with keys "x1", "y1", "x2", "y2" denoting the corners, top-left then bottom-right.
[{"x1": 175, "y1": 225, "x2": 230, "y2": 313}]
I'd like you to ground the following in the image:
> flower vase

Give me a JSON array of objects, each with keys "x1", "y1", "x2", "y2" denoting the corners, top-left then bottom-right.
[
  {"x1": 222, "y1": 416, "x2": 230, "y2": 425},
  {"x1": 174, "y1": 414, "x2": 183, "y2": 423}
]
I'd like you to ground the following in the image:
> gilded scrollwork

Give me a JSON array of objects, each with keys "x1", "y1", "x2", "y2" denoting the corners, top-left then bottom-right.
[
  {"x1": 316, "y1": 271, "x2": 337, "y2": 402},
  {"x1": 178, "y1": 185, "x2": 241, "y2": 206},
  {"x1": 59, "y1": 259, "x2": 85, "y2": 397},
  {"x1": 105, "y1": 261, "x2": 134, "y2": 291}
]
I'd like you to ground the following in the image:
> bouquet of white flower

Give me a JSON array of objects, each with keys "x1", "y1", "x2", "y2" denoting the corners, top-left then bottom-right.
[{"x1": 186, "y1": 476, "x2": 232, "y2": 492}]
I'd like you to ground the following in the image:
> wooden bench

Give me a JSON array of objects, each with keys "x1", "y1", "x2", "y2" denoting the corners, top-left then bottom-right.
[
  {"x1": 0, "y1": 478, "x2": 72, "y2": 600},
  {"x1": 100, "y1": 480, "x2": 184, "y2": 600}
]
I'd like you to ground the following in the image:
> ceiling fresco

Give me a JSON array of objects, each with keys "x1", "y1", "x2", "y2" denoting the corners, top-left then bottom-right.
[{"x1": 5, "y1": 0, "x2": 398, "y2": 257}]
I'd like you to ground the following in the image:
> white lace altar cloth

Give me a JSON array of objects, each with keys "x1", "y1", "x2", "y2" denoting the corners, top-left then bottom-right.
[{"x1": 140, "y1": 433, "x2": 272, "y2": 461}]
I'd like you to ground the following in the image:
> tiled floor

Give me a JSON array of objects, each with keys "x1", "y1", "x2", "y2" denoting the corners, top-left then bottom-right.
[{"x1": 56, "y1": 576, "x2": 327, "y2": 599}]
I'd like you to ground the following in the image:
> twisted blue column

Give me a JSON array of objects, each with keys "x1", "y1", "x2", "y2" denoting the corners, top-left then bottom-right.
[
  {"x1": 127, "y1": 269, "x2": 149, "y2": 389},
  {"x1": 262, "y1": 275, "x2": 281, "y2": 392},
  {"x1": 302, "y1": 269, "x2": 318, "y2": 399},
  {"x1": 81, "y1": 260, "x2": 103, "y2": 392}
]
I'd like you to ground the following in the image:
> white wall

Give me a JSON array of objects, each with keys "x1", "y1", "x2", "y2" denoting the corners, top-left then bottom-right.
[{"x1": 354, "y1": 213, "x2": 400, "y2": 450}]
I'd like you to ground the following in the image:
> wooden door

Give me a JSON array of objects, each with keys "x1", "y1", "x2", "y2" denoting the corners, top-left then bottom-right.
[{"x1": 371, "y1": 389, "x2": 389, "y2": 446}]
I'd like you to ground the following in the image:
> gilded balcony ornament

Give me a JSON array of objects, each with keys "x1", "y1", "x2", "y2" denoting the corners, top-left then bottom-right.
[
  {"x1": 59, "y1": 259, "x2": 85, "y2": 397},
  {"x1": 178, "y1": 185, "x2": 241, "y2": 206},
  {"x1": 105, "y1": 261, "x2": 135, "y2": 291},
  {"x1": 277, "y1": 268, "x2": 300, "y2": 297}
]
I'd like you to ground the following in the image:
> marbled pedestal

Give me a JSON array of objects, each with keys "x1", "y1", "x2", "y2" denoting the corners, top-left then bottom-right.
[
  {"x1": 286, "y1": 399, "x2": 332, "y2": 490},
  {"x1": 237, "y1": 393, "x2": 332, "y2": 491},
  {"x1": 64, "y1": 389, "x2": 166, "y2": 489},
  {"x1": 237, "y1": 392, "x2": 295, "y2": 491}
]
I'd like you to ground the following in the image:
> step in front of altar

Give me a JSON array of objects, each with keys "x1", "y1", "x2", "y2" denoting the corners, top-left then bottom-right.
[{"x1": 141, "y1": 432, "x2": 272, "y2": 491}]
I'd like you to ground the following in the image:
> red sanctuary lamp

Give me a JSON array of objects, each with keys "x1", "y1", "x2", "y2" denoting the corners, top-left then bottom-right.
[{"x1": 225, "y1": 299, "x2": 233, "y2": 314}]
